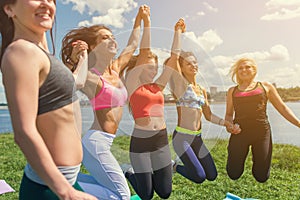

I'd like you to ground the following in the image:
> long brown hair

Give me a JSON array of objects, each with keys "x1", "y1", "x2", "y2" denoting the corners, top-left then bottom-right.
[
  {"x1": 61, "y1": 25, "x2": 111, "y2": 69},
  {"x1": 0, "y1": 0, "x2": 56, "y2": 64}
]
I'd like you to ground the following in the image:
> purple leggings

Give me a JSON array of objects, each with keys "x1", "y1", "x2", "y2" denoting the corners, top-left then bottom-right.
[{"x1": 172, "y1": 130, "x2": 217, "y2": 183}]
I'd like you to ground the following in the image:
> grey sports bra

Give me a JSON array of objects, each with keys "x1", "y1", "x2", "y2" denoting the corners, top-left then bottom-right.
[
  {"x1": 38, "y1": 51, "x2": 78, "y2": 115},
  {"x1": 176, "y1": 84, "x2": 206, "y2": 109}
]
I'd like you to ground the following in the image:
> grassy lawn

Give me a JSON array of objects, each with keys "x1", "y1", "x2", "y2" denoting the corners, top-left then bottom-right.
[{"x1": 0, "y1": 133, "x2": 300, "y2": 200}]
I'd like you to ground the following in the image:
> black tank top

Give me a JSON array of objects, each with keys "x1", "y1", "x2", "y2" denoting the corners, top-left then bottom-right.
[
  {"x1": 38, "y1": 51, "x2": 78, "y2": 115},
  {"x1": 232, "y1": 82, "x2": 268, "y2": 124}
]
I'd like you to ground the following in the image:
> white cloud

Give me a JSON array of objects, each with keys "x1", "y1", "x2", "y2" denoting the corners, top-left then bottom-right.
[
  {"x1": 263, "y1": 63, "x2": 300, "y2": 87},
  {"x1": 266, "y1": 0, "x2": 300, "y2": 8},
  {"x1": 261, "y1": 7, "x2": 300, "y2": 20},
  {"x1": 60, "y1": 0, "x2": 137, "y2": 28},
  {"x1": 232, "y1": 44, "x2": 290, "y2": 62},
  {"x1": 196, "y1": 11, "x2": 205, "y2": 16},
  {"x1": 262, "y1": 0, "x2": 300, "y2": 20},
  {"x1": 205, "y1": 45, "x2": 292, "y2": 87},
  {"x1": 203, "y1": 2, "x2": 218, "y2": 13},
  {"x1": 183, "y1": 30, "x2": 223, "y2": 53},
  {"x1": 79, "y1": 8, "x2": 126, "y2": 28},
  {"x1": 209, "y1": 45, "x2": 290, "y2": 73}
]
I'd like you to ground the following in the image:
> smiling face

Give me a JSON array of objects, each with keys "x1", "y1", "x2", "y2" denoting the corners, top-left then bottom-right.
[
  {"x1": 181, "y1": 55, "x2": 198, "y2": 78},
  {"x1": 5, "y1": 0, "x2": 56, "y2": 34},
  {"x1": 237, "y1": 61, "x2": 256, "y2": 81},
  {"x1": 92, "y1": 28, "x2": 118, "y2": 56},
  {"x1": 231, "y1": 58, "x2": 257, "y2": 84}
]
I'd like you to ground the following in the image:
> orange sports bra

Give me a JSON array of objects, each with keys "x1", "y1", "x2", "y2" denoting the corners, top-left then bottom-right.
[
  {"x1": 89, "y1": 68, "x2": 128, "y2": 110},
  {"x1": 129, "y1": 83, "x2": 164, "y2": 119}
]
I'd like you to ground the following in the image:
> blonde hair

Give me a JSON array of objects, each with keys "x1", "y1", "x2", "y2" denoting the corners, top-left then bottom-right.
[{"x1": 229, "y1": 57, "x2": 257, "y2": 84}]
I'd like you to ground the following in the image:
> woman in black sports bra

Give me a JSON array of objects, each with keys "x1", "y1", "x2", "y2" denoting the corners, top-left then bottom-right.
[{"x1": 225, "y1": 57, "x2": 300, "y2": 182}]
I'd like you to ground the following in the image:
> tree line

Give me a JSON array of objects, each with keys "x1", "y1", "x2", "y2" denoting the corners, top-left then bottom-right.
[{"x1": 277, "y1": 86, "x2": 300, "y2": 102}]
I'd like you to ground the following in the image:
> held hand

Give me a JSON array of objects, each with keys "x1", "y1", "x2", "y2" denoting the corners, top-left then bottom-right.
[
  {"x1": 175, "y1": 18, "x2": 186, "y2": 33},
  {"x1": 70, "y1": 40, "x2": 89, "y2": 64},
  {"x1": 139, "y1": 4, "x2": 150, "y2": 21},
  {"x1": 226, "y1": 123, "x2": 241, "y2": 134}
]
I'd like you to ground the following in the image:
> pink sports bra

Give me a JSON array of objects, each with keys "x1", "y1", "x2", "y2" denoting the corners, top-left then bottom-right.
[{"x1": 89, "y1": 68, "x2": 128, "y2": 110}]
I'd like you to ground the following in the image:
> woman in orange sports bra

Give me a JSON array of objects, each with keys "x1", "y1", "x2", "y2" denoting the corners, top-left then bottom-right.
[
  {"x1": 119, "y1": 17, "x2": 183, "y2": 199},
  {"x1": 61, "y1": 5, "x2": 151, "y2": 200}
]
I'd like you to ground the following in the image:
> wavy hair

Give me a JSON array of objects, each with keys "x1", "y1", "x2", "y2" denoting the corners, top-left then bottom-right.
[
  {"x1": 229, "y1": 57, "x2": 257, "y2": 84},
  {"x1": 61, "y1": 25, "x2": 111, "y2": 69}
]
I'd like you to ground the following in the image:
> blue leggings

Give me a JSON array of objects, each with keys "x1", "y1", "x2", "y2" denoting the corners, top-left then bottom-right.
[{"x1": 172, "y1": 130, "x2": 217, "y2": 183}]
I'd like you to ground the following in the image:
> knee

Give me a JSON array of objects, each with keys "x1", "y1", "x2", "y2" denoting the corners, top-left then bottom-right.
[
  {"x1": 226, "y1": 167, "x2": 243, "y2": 180},
  {"x1": 138, "y1": 193, "x2": 153, "y2": 200},
  {"x1": 206, "y1": 172, "x2": 218, "y2": 181},
  {"x1": 190, "y1": 175, "x2": 206, "y2": 184},
  {"x1": 227, "y1": 169, "x2": 243, "y2": 180},
  {"x1": 156, "y1": 190, "x2": 171, "y2": 199},
  {"x1": 121, "y1": 190, "x2": 131, "y2": 200},
  {"x1": 155, "y1": 184, "x2": 172, "y2": 199},
  {"x1": 253, "y1": 171, "x2": 270, "y2": 183}
]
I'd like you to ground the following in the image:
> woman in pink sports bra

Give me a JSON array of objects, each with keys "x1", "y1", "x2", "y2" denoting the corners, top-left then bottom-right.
[{"x1": 61, "y1": 5, "x2": 152, "y2": 200}]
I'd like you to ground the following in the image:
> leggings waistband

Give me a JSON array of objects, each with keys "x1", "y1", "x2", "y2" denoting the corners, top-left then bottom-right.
[
  {"x1": 24, "y1": 163, "x2": 81, "y2": 186},
  {"x1": 175, "y1": 126, "x2": 202, "y2": 135}
]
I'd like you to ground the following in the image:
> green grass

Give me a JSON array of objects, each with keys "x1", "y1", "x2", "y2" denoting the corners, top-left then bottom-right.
[{"x1": 1, "y1": 133, "x2": 300, "y2": 200}]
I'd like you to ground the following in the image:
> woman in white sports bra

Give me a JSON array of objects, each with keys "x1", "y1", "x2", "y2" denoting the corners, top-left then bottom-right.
[{"x1": 167, "y1": 19, "x2": 240, "y2": 184}]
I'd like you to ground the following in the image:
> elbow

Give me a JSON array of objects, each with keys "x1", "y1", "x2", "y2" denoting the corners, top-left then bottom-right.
[
  {"x1": 76, "y1": 82, "x2": 85, "y2": 90},
  {"x1": 204, "y1": 115, "x2": 211, "y2": 121},
  {"x1": 132, "y1": 41, "x2": 139, "y2": 50},
  {"x1": 13, "y1": 128, "x2": 29, "y2": 148}
]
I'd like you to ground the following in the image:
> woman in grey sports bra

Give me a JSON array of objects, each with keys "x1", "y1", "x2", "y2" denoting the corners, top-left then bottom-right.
[
  {"x1": 167, "y1": 19, "x2": 240, "y2": 184},
  {"x1": 0, "y1": 0, "x2": 96, "y2": 199}
]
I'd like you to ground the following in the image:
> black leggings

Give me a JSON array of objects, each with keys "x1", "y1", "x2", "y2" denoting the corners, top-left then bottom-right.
[
  {"x1": 172, "y1": 130, "x2": 217, "y2": 183},
  {"x1": 226, "y1": 123, "x2": 272, "y2": 183},
  {"x1": 127, "y1": 128, "x2": 172, "y2": 200}
]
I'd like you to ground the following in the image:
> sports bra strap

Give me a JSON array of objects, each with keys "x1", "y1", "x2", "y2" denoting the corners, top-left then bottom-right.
[{"x1": 91, "y1": 67, "x2": 119, "y2": 76}]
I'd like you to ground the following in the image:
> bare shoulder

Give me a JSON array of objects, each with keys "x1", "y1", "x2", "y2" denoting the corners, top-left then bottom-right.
[
  {"x1": 260, "y1": 81, "x2": 273, "y2": 87},
  {"x1": 227, "y1": 86, "x2": 236, "y2": 93},
  {"x1": 4, "y1": 39, "x2": 41, "y2": 57},
  {"x1": 260, "y1": 81, "x2": 276, "y2": 92},
  {"x1": 2, "y1": 39, "x2": 48, "y2": 69}
]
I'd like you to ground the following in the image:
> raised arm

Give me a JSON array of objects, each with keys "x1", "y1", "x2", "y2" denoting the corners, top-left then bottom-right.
[
  {"x1": 125, "y1": 5, "x2": 151, "y2": 97},
  {"x1": 265, "y1": 82, "x2": 300, "y2": 128},
  {"x1": 113, "y1": 6, "x2": 143, "y2": 72},
  {"x1": 162, "y1": 19, "x2": 187, "y2": 97}
]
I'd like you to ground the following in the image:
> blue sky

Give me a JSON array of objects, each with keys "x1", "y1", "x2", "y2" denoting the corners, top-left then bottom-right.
[{"x1": 1, "y1": 0, "x2": 300, "y2": 103}]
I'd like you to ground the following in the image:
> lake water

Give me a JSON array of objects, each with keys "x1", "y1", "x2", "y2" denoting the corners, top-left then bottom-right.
[{"x1": 1, "y1": 103, "x2": 300, "y2": 147}]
